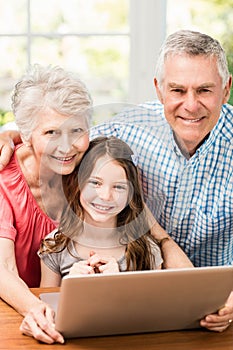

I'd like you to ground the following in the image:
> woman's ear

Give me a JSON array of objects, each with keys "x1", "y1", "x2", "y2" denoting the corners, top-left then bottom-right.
[
  {"x1": 21, "y1": 135, "x2": 32, "y2": 147},
  {"x1": 154, "y1": 78, "x2": 164, "y2": 104}
]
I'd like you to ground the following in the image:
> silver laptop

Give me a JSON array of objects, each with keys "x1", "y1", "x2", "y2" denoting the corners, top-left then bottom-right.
[{"x1": 40, "y1": 266, "x2": 233, "y2": 338}]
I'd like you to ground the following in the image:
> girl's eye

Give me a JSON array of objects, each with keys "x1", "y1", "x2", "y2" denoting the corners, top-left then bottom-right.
[
  {"x1": 88, "y1": 179, "x2": 101, "y2": 187},
  {"x1": 114, "y1": 184, "x2": 128, "y2": 191}
]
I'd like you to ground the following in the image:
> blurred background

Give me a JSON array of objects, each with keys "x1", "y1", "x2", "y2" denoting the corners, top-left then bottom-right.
[{"x1": 0, "y1": 0, "x2": 232, "y2": 127}]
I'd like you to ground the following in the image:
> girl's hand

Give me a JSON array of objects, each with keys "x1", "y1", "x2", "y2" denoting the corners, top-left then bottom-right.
[
  {"x1": 88, "y1": 253, "x2": 120, "y2": 274},
  {"x1": 69, "y1": 260, "x2": 95, "y2": 275}
]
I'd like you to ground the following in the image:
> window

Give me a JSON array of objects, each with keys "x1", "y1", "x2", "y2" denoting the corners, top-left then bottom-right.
[{"x1": 0, "y1": 0, "x2": 132, "y2": 125}]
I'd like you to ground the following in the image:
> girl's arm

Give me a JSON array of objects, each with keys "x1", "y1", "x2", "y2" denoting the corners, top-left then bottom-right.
[{"x1": 40, "y1": 260, "x2": 61, "y2": 287}]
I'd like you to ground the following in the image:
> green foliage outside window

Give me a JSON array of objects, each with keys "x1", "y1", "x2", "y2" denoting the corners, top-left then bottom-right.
[
  {"x1": 189, "y1": 0, "x2": 233, "y2": 105},
  {"x1": 0, "y1": 110, "x2": 14, "y2": 127}
]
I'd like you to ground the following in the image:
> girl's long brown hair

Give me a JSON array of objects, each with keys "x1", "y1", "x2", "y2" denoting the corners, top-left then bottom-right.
[{"x1": 40, "y1": 136, "x2": 160, "y2": 270}]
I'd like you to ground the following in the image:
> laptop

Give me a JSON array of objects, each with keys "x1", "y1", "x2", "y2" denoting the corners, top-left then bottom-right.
[{"x1": 40, "y1": 266, "x2": 233, "y2": 338}]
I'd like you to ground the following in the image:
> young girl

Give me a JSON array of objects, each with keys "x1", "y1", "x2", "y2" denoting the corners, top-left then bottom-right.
[{"x1": 39, "y1": 136, "x2": 162, "y2": 286}]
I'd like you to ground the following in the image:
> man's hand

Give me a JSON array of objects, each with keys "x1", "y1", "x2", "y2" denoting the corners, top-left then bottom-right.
[
  {"x1": 20, "y1": 301, "x2": 64, "y2": 344},
  {"x1": 0, "y1": 130, "x2": 21, "y2": 170},
  {"x1": 200, "y1": 291, "x2": 233, "y2": 332}
]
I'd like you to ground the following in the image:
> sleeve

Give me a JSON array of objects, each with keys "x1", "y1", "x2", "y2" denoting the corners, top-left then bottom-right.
[
  {"x1": 38, "y1": 230, "x2": 61, "y2": 274},
  {"x1": 0, "y1": 192, "x2": 17, "y2": 240},
  {"x1": 39, "y1": 252, "x2": 61, "y2": 275}
]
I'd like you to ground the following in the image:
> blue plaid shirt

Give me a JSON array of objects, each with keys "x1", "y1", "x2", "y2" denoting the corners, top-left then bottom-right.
[{"x1": 90, "y1": 101, "x2": 233, "y2": 267}]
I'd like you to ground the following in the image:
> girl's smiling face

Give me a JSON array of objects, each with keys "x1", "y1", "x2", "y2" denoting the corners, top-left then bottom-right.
[{"x1": 80, "y1": 155, "x2": 129, "y2": 228}]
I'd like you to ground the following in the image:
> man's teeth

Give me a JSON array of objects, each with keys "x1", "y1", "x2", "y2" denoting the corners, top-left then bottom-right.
[{"x1": 184, "y1": 118, "x2": 202, "y2": 123}]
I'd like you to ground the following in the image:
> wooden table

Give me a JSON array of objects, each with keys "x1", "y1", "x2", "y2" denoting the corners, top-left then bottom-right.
[{"x1": 0, "y1": 288, "x2": 232, "y2": 349}]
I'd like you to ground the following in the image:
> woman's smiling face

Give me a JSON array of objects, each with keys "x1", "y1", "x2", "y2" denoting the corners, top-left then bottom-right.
[{"x1": 29, "y1": 107, "x2": 89, "y2": 176}]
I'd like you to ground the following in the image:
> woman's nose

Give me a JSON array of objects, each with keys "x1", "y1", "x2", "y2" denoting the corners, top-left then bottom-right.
[{"x1": 56, "y1": 133, "x2": 73, "y2": 153}]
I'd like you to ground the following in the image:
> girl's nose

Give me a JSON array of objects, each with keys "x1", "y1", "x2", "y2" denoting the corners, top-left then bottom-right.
[{"x1": 98, "y1": 185, "x2": 112, "y2": 201}]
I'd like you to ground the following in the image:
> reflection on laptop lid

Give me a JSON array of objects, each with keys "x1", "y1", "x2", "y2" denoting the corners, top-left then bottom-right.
[{"x1": 40, "y1": 266, "x2": 233, "y2": 338}]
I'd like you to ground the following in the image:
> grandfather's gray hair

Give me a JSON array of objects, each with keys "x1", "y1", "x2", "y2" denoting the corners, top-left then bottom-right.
[
  {"x1": 12, "y1": 64, "x2": 93, "y2": 141},
  {"x1": 155, "y1": 30, "x2": 230, "y2": 88}
]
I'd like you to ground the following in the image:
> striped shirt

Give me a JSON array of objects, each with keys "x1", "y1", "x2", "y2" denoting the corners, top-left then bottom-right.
[{"x1": 90, "y1": 101, "x2": 233, "y2": 267}]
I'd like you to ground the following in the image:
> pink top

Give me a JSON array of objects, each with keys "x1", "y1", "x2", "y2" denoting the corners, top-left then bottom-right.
[{"x1": 0, "y1": 144, "x2": 57, "y2": 287}]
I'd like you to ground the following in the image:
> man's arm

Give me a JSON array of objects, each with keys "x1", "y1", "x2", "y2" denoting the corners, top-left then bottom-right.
[{"x1": 0, "y1": 130, "x2": 21, "y2": 170}]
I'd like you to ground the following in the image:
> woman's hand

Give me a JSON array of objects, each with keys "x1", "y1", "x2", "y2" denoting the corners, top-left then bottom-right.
[
  {"x1": 20, "y1": 301, "x2": 64, "y2": 344},
  {"x1": 200, "y1": 291, "x2": 233, "y2": 332}
]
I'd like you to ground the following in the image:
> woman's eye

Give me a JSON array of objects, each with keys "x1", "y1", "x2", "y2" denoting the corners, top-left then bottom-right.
[
  {"x1": 45, "y1": 130, "x2": 58, "y2": 135},
  {"x1": 72, "y1": 128, "x2": 85, "y2": 134}
]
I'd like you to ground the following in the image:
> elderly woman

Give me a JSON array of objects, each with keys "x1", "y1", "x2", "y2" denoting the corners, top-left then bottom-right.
[{"x1": 0, "y1": 64, "x2": 92, "y2": 344}]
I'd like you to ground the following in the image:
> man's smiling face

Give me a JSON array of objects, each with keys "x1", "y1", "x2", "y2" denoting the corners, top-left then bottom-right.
[{"x1": 154, "y1": 54, "x2": 231, "y2": 156}]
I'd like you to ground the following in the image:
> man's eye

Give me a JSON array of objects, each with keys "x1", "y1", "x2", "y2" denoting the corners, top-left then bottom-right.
[
  {"x1": 198, "y1": 88, "x2": 211, "y2": 94},
  {"x1": 171, "y1": 89, "x2": 185, "y2": 93}
]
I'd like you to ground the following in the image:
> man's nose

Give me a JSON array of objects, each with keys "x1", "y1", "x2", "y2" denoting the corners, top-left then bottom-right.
[{"x1": 183, "y1": 91, "x2": 199, "y2": 112}]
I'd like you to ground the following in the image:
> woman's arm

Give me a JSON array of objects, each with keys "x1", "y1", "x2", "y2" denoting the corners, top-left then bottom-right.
[
  {"x1": 0, "y1": 238, "x2": 64, "y2": 344},
  {"x1": 0, "y1": 130, "x2": 21, "y2": 170}
]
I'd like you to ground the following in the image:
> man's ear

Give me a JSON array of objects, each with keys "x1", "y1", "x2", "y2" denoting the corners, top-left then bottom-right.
[
  {"x1": 154, "y1": 78, "x2": 164, "y2": 104},
  {"x1": 223, "y1": 75, "x2": 232, "y2": 104}
]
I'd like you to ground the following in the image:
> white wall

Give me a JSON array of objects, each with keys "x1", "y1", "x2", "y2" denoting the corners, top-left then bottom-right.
[{"x1": 129, "y1": 0, "x2": 167, "y2": 104}]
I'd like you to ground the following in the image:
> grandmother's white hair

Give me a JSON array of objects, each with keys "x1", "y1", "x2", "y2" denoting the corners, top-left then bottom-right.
[
  {"x1": 12, "y1": 64, "x2": 93, "y2": 141},
  {"x1": 155, "y1": 30, "x2": 230, "y2": 89}
]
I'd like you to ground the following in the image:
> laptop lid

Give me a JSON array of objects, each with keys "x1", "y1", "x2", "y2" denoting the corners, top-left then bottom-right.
[{"x1": 40, "y1": 265, "x2": 233, "y2": 338}]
